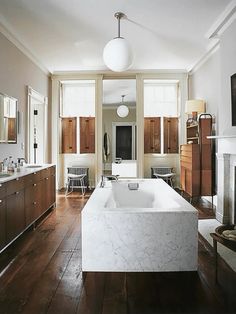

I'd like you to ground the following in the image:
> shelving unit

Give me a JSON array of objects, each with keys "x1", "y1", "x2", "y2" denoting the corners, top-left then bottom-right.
[{"x1": 181, "y1": 114, "x2": 214, "y2": 198}]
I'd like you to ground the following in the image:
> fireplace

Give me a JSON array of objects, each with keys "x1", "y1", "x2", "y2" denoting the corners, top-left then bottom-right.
[{"x1": 217, "y1": 153, "x2": 236, "y2": 224}]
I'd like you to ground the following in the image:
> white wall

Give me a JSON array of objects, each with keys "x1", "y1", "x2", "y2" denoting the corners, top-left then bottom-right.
[
  {"x1": 0, "y1": 32, "x2": 50, "y2": 162},
  {"x1": 218, "y1": 19, "x2": 236, "y2": 154},
  {"x1": 189, "y1": 20, "x2": 236, "y2": 153},
  {"x1": 189, "y1": 49, "x2": 220, "y2": 133}
]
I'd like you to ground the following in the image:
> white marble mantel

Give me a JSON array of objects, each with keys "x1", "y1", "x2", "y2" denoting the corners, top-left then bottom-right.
[{"x1": 216, "y1": 153, "x2": 236, "y2": 224}]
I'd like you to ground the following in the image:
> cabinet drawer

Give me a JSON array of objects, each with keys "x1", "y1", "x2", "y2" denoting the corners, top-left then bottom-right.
[
  {"x1": 24, "y1": 171, "x2": 42, "y2": 186},
  {"x1": 180, "y1": 150, "x2": 193, "y2": 158},
  {"x1": 6, "y1": 177, "x2": 24, "y2": 196},
  {"x1": 180, "y1": 160, "x2": 192, "y2": 170},
  {"x1": 180, "y1": 155, "x2": 192, "y2": 163},
  {"x1": 41, "y1": 168, "x2": 51, "y2": 179},
  {"x1": 181, "y1": 144, "x2": 193, "y2": 152},
  {"x1": 0, "y1": 182, "x2": 6, "y2": 198}
]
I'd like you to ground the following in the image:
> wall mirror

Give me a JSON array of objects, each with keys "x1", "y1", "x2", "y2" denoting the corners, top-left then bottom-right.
[
  {"x1": 0, "y1": 92, "x2": 17, "y2": 144},
  {"x1": 102, "y1": 79, "x2": 137, "y2": 177}
]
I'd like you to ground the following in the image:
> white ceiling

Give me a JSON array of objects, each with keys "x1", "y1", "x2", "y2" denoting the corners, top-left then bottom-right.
[{"x1": 0, "y1": 0, "x2": 232, "y2": 73}]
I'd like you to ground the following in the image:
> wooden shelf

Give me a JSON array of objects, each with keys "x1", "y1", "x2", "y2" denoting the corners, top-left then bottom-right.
[{"x1": 187, "y1": 124, "x2": 198, "y2": 129}]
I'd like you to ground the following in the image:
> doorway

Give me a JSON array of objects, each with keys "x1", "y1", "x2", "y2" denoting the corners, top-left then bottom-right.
[
  {"x1": 112, "y1": 122, "x2": 136, "y2": 161},
  {"x1": 27, "y1": 87, "x2": 48, "y2": 164}
]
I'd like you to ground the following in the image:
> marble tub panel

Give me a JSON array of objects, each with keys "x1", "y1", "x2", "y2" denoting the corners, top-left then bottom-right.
[{"x1": 82, "y1": 211, "x2": 198, "y2": 272}]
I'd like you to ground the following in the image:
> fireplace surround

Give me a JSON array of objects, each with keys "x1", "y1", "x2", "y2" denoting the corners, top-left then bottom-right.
[{"x1": 217, "y1": 153, "x2": 236, "y2": 224}]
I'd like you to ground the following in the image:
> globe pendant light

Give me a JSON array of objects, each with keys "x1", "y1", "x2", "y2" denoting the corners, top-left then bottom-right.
[
  {"x1": 117, "y1": 95, "x2": 129, "y2": 118},
  {"x1": 103, "y1": 12, "x2": 133, "y2": 72}
]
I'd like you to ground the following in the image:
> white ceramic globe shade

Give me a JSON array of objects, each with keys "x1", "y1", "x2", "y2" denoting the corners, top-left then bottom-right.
[
  {"x1": 117, "y1": 105, "x2": 129, "y2": 118},
  {"x1": 103, "y1": 37, "x2": 133, "y2": 72}
]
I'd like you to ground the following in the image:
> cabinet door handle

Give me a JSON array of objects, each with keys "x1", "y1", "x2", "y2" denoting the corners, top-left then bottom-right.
[
  {"x1": 0, "y1": 200, "x2": 2, "y2": 203},
  {"x1": 33, "y1": 201, "x2": 37, "y2": 205},
  {"x1": 16, "y1": 178, "x2": 19, "y2": 181},
  {"x1": 15, "y1": 191, "x2": 19, "y2": 195},
  {"x1": 34, "y1": 172, "x2": 37, "y2": 175},
  {"x1": 33, "y1": 183, "x2": 37, "y2": 186},
  {"x1": 0, "y1": 184, "x2": 2, "y2": 187},
  {"x1": 45, "y1": 177, "x2": 49, "y2": 180}
]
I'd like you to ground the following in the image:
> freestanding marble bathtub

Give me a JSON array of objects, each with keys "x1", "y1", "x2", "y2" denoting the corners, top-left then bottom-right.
[{"x1": 82, "y1": 179, "x2": 198, "y2": 272}]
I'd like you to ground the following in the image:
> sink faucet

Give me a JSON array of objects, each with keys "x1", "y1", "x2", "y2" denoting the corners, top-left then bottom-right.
[
  {"x1": 17, "y1": 158, "x2": 27, "y2": 166},
  {"x1": 100, "y1": 174, "x2": 119, "y2": 188}
]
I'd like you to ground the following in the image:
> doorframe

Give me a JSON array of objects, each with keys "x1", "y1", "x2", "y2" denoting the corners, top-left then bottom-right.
[
  {"x1": 112, "y1": 122, "x2": 136, "y2": 161},
  {"x1": 27, "y1": 86, "x2": 48, "y2": 164}
]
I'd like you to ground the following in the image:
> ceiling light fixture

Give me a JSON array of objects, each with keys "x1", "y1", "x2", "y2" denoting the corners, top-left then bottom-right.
[
  {"x1": 103, "y1": 12, "x2": 133, "y2": 72},
  {"x1": 117, "y1": 95, "x2": 129, "y2": 118}
]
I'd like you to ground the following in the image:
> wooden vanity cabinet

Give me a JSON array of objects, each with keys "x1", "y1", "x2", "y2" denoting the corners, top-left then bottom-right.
[
  {"x1": 25, "y1": 172, "x2": 44, "y2": 226},
  {"x1": 0, "y1": 190, "x2": 6, "y2": 250},
  {"x1": 0, "y1": 165, "x2": 56, "y2": 251},
  {"x1": 40, "y1": 166, "x2": 56, "y2": 211},
  {"x1": 25, "y1": 166, "x2": 56, "y2": 227},
  {"x1": 5, "y1": 177, "x2": 25, "y2": 244}
]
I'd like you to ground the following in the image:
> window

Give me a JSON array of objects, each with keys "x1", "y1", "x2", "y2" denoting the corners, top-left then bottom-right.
[
  {"x1": 61, "y1": 80, "x2": 95, "y2": 117},
  {"x1": 144, "y1": 80, "x2": 179, "y2": 154}
]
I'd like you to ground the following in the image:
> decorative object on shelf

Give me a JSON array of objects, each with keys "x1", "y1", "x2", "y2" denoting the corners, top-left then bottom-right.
[
  {"x1": 103, "y1": 12, "x2": 133, "y2": 72},
  {"x1": 117, "y1": 95, "x2": 129, "y2": 118},
  {"x1": 185, "y1": 99, "x2": 205, "y2": 121}
]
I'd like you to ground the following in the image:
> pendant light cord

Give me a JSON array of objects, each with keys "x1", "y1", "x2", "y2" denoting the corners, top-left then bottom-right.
[{"x1": 114, "y1": 12, "x2": 125, "y2": 39}]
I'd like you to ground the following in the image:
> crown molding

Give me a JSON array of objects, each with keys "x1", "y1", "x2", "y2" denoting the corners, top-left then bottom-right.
[
  {"x1": 205, "y1": 0, "x2": 236, "y2": 39},
  {"x1": 188, "y1": 40, "x2": 220, "y2": 75},
  {"x1": 188, "y1": 1, "x2": 236, "y2": 74},
  {"x1": 0, "y1": 18, "x2": 50, "y2": 76}
]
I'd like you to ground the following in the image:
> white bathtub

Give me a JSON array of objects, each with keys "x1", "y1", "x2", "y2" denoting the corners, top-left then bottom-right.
[{"x1": 82, "y1": 179, "x2": 198, "y2": 272}]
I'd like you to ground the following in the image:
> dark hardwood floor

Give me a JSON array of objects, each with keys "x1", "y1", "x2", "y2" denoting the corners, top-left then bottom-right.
[{"x1": 0, "y1": 190, "x2": 235, "y2": 314}]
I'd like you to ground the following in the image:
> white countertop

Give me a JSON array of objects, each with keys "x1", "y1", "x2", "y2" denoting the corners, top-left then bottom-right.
[{"x1": 0, "y1": 164, "x2": 55, "y2": 183}]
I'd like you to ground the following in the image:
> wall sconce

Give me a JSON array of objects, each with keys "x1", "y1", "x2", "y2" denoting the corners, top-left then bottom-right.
[
  {"x1": 185, "y1": 99, "x2": 205, "y2": 121},
  {"x1": 117, "y1": 95, "x2": 129, "y2": 118},
  {"x1": 103, "y1": 12, "x2": 133, "y2": 72}
]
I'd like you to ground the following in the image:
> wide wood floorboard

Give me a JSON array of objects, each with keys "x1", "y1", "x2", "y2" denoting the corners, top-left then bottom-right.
[{"x1": 0, "y1": 190, "x2": 235, "y2": 314}]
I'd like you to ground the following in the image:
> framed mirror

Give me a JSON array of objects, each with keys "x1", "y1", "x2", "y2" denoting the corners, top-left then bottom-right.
[
  {"x1": 102, "y1": 79, "x2": 137, "y2": 177},
  {"x1": 0, "y1": 92, "x2": 17, "y2": 143}
]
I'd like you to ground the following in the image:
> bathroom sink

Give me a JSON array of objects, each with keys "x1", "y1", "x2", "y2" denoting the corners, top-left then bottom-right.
[
  {"x1": 0, "y1": 172, "x2": 12, "y2": 178},
  {"x1": 26, "y1": 165, "x2": 43, "y2": 168}
]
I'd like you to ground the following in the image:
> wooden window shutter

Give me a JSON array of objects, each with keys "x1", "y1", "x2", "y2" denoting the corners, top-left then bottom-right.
[
  {"x1": 164, "y1": 117, "x2": 178, "y2": 153},
  {"x1": 144, "y1": 117, "x2": 161, "y2": 153},
  {"x1": 61, "y1": 117, "x2": 77, "y2": 153},
  {"x1": 80, "y1": 117, "x2": 95, "y2": 153}
]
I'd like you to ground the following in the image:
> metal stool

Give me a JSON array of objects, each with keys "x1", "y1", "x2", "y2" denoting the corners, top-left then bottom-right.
[
  {"x1": 66, "y1": 173, "x2": 87, "y2": 196},
  {"x1": 153, "y1": 172, "x2": 175, "y2": 187}
]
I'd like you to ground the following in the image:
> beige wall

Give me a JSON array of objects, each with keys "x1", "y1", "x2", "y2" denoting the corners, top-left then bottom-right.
[{"x1": 0, "y1": 32, "x2": 50, "y2": 161}]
